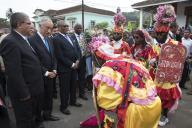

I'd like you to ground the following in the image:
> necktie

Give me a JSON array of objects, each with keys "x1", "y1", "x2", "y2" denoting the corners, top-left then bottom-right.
[
  {"x1": 44, "y1": 37, "x2": 50, "y2": 52},
  {"x1": 77, "y1": 35, "x2": 80, "y2": 42},
  {"x1": 65, "y1": 35, "x2": 73, "y2": 46}
]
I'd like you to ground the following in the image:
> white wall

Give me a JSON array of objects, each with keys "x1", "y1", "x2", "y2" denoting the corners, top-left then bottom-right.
[
  {"x1": 83, "y1": 12, "x2": 113, "y2": 30},
  {"x1": 57, "y1": 11, "x2": 113, "y2": 30},
  {"x1": 34, "y1": 11, "x2": 114, "y2": 31},
  {"x1": 176, "y1": 2, "x2": 192, "y2": 27}
]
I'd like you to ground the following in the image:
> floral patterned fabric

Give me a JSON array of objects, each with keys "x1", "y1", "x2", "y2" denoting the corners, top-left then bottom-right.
[
  {"x1": 93, "y1": 58, "x2": 161, "y2": 128},
  {"x1": 152, "y1": 39, "x2": 182, "y2": 111}
]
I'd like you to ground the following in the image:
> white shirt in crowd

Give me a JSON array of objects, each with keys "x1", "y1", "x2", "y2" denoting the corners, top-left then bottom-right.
[
  {"x1": 113, "y1": 39, "x2": 123, "y2": 49},
  {"x1": 182, "y1": 37, "x2": 192, "y2": 57}
]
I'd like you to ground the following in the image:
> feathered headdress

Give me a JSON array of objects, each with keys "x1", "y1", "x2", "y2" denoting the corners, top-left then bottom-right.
[
  {"x1": 154, "y1": 4, "x2": 176, "y2": 32},
  {"x1": 87, "y1": 36, "x2": 110, "y2": 53},
  {"x1": 113, "y1": 7, "x2": 126, "y2": 33},
  {"x1": 87, "y1": 36, "x2": 123, "y2": 61}
]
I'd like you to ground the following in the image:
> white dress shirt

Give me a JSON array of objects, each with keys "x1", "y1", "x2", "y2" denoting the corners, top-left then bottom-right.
[
  {"x1": 113, "y1": 39, "x2": 123, "y2": 49},
  {"x1": 182, "y1": 37, "x2": 192, "y2": 57},
  {"x1": 59, "y1": 32, "x2": 73, "y2": 46}
]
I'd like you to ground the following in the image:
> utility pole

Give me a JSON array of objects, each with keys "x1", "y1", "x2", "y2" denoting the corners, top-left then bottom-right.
[{"x1": 82, "y1": 0, "x2": 84, "y2": 32}]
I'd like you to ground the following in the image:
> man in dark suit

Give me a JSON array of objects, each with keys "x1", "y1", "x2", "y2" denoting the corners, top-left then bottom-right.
[
  {"x1": 169, "y1": 22, "x2": 182, "y2": 42},
  {"x1": 50, "y1": 24, "x2": 59, "y2": 99},
  {"x1": 0, "y1": 12, "x2": 44, "y2": 128},
  {"x1": 70, "y1": 24, "x2": 88, "y2": 100},
  {"x1": 0, "y1": 81, "x2": 11, "y2": 128},
  {"x1": 29, "y1": 18, "x2": 59, "y2": 121},
  {"x1": 53, "y1": 21, "x2": 82, "y2": 115}
]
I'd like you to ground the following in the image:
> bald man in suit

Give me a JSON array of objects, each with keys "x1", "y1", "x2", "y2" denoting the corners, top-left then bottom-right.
[{"x1": 53, "y1": 21, "x2": 82, "y2": 115}]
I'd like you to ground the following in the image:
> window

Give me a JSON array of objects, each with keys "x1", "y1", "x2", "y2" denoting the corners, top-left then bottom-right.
[
  {"x1": 90, "y1": 20, "x2": 95, "y2": 29},
  {"x1": 71, "y1": 20, "x2": 76, "y2": 28},
  {"x1": 67, "y1": 17, "x2": 76, "y2": 30}
]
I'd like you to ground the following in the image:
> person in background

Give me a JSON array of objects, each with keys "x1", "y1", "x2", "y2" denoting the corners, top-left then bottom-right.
[
  {"x1": 131, "y1": 30, "x2": 156, "y2": 78},
  {"x1": 70, "y1": 24, "x2": 88, "y2": 100},
  {"x1": 50, "y1": 24, "x2": 59, "y2": 99},
  {"x1": 53, "y1": 21, "x2": 82, "y2": 115},
  {"x1": 0, "y1": 81, "x2": 11, "y2": 128},
  {"x1": 147, "y1": 27, "x2": 157, "y2": 45},
  {"x1": 169, "y1": 22, "x2": 182, "y2": 42},
  {"x1": 180, "y1": 29, "x2": 192, "y2": 90},
  {"x1": 0, "y1": 28, "x2": 10, "y2": 97},
  {"x1": 187, "y1": 43, "x2": 192, "y2": 95},
  {"x1": 0, "y1": 30, "x2": 11, "y2": 128},
  {"x1": 111, "y1": 29, "x2": 131, "y2": 57},
  {"x1": 152, "y1": 5, "x2": 183, "y2": 126},
  {"x1": 51, "y1": 24, "x2": 59, "y2": 37}
]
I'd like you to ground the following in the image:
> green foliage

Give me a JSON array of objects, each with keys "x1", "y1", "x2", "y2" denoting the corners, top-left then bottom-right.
[
  {"x1": 123, "y1": 11, "x2": 151, "y2": 29},
  {"x1": 0, "y1": 18, "x2": 10, "y2": 28},
  {"x1": 127, "y1": 21, "x2": 132, "y2": 32},
  {"x1": 127, "y1": 21, "x2": 138, "y2": 32},
  {"x1": 84, "y1": 31, "x2": 92, "y2": 43},
  {"x1": 95, "y1": 22, "x2": 108, "y2": 30}
]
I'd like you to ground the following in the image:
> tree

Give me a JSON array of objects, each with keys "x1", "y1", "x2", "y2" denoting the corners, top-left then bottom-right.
[
  {"x1": 127, "y1": 21, "x2": 133, "y2": 32},
  {"x1": 95, "y1": 22, "x2": 108, "y2": 30},
  {"x1": 0, "y1": 18, "x2": 10, "y2": 28},
  {"x1": 127, "y1": 21, "x2": 138, "y2": 32},
  {"x1": 123, "y1": 11, "x2": 151, "y2": 29}
]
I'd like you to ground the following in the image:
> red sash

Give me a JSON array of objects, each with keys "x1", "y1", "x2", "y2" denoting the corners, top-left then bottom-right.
[{"x1": 116, "y1": 63, "x2": 133, "y2": 128}]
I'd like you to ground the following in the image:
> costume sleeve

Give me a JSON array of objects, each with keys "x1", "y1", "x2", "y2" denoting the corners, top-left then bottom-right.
[{"x1": 92, "y1": 66, "x2": 123, "y2": 110}]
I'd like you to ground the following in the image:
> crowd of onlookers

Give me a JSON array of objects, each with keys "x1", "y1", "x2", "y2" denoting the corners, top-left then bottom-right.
[{"x1": 0, "y1": 11, "x2": 192, "y2": 128}]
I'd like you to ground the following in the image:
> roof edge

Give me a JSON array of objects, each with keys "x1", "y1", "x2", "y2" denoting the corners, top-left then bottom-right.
[{"x1": 132, "y1": 0, "x2": 188, "y2": 9}]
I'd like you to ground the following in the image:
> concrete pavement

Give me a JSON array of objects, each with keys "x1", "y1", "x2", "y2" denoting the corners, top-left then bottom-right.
[{"x1": 7, "y1": 82, "x2": 192, "y2": 128}]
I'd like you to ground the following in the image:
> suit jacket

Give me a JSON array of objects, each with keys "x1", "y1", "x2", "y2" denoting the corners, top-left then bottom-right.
[
  {"x1": 169, "y1": 32, "x2": 182, "y2": 42},
  {"x1": 52, "y1": 33, "x2": 79, "y2": 73},
  {"x1": 70, "y1": 33, "x2": 82, "y2": 59},
  {"x1": 28, "y1": 32, "x2": 57, "y2": 74},
  {"x1": 0, "y1": 31, "x2": 44, "y2": 99}
]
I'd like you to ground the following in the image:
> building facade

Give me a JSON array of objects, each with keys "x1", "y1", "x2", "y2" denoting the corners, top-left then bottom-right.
[
  {"x1": 132, "y1": 0, "x2": 192, "y2": 29},
  {"x1": 33, "y1": 5, "x2": 115, "y2": 31}
]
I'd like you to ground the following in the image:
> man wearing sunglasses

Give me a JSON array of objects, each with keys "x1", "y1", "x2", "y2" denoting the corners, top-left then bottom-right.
[
  {"x1": 111, "y1": 29, "x2": 131, "y2": 57},
  {"x1": 53, "y1": 20, "x2": 82, "y2": 115},
  {"x1": 0, "y1": 12, "x2": 44, "y2": 128}
]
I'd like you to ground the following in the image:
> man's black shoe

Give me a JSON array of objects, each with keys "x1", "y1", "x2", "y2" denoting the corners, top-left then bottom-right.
[
  {"x1": 70, "y1": 102, "x2": 82, "y2": 107},
  {"x1": 79, "y1": 95, "x2": 88, "y2": 100},
  {"x1": 43, "y1": 115, "x2": 60, "y2": 121},
  {"x1": 60, "y1": 109, "x2": 71, "y2": 115}
]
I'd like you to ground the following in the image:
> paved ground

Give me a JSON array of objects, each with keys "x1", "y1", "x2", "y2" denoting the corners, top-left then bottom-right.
[{"x1": 7, "y1": 81, "x2": 192, "y2": 128}]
